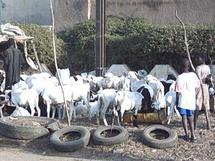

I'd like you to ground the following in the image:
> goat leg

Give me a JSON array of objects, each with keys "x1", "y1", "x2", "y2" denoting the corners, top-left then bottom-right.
[
  {"x1": 0, "y1": 105, "x2": 3, "y2": 118},
  {"x1": 133, "y1": 109, "x2": 139, "y2": 127},
  {"x1": 52, "y1": 106, "x2": 56, "y2": 119},
  {"x1": 111, "y1": 115, "x2": 115, "y2": 127}
]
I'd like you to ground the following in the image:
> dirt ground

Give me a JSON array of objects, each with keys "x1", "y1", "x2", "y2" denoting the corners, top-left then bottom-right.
[{"x1": 0, "y1": 113, "x2": 215, "y2": 161}]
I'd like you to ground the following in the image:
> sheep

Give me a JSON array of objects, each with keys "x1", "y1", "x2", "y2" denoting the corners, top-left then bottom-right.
[
  {"x1": 115, "y1": 90, "x2": 144, "y2": 124},
  {"x1": 11, "y1": 81, "x2": 40, "y2": 116}
]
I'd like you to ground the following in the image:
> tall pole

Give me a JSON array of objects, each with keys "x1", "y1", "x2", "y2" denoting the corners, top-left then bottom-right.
[{"x1": 96, "y1": 0, "x2": 106, "y2": 76}]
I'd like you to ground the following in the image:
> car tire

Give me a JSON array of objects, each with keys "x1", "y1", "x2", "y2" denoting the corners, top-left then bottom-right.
[
  {"x1": 49, "y1": 126, "x2": 90, "y2": 152},
  {"x1": 92, "y1": 125, "x2": 129, "y2": 145},
  {"x1": 0, "y1": 116, "x2": 60, "y2": 140},
  {"x1": 142, "y1": 124, "x2": 178, "y2": 149}
]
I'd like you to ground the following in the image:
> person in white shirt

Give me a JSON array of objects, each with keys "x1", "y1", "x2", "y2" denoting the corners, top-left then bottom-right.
[
  {"x1": 195, "y1": 55, "x2": 211, "y2": 130},
  {"x1": 175, "y1": 57, "x2": 200, "y2": 142}
]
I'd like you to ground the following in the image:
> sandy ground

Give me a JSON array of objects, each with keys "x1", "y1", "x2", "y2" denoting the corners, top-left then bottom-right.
[{"x1": 0, "y1": 113, "x2": 215, "y2": 161}]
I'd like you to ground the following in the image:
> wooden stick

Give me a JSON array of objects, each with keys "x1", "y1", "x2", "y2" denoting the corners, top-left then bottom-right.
[
  {"x1": 50, "y1": 0, "x2": 70, "y2": 126},
  {"x1": 31, "y1": 40, "x2": 43, "y2": 72}
]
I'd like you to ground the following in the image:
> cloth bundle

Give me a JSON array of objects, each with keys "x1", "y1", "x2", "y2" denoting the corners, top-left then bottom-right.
[{"x1": 0, "y1": 23, "x2": 33, "y2": 42}]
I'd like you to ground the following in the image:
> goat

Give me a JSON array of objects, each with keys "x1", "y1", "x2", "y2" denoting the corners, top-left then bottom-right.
[
  {"x1": 137, "y1": 84, "x2": 154, "y2": 112},
  {"x1": 115, "y1": 90, "x2": 144, "y2": 124},
  {"x1": 69, "y1": 81, "x2": 91, "y2": 121},
  {"x1": 41, "y1": 85, "x2": 73, "y2": 119},
  {"x1": 145, "y1": 75, "x2": 165, "y2": 107},
  {"x1": 151, "y1": 90, "x2": 180, "y2": 124},
  {"x1": 11, "y1": 106, "x2": 31, "y2": 117},
  {"x1": 73, "y1": 99, "x2": 100, "y2": 124},
  {"x1": 97, "y1": 89, "x2": 117, "y2": 126},
  {"x1": 25, "y1": 74, "x2": 58, "y2": 95},
  {"x1": 11, "y1": 81, "x2": 40, "y2": 116}
]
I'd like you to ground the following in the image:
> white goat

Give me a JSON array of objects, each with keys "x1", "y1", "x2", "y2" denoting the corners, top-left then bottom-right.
[
  {"x1": 11, "y1": 106, "x2": 31, "y2": 117},
  {"x1": 69, "y1": 81, "x2": 91, "y2": 120},
  {"x1": 145, "y1": 75, "x2": 165, "y2": 105},
  {"x1": 11, "y1": 81, "x2": 40, "y2": 116},
  {"x1": 165, "y1": 91, "x2": 180, "y2": 124},
  {"x1": 41, "y1": 84, "x2": 73, "y2": 119},
  {"x1": 25, "y1": 74, "x2": 58, "y2": 95},
  {"x1": 115, "y1": 91, "x2": 144, "y2": 123},
  {"x1": 109, "y1": 75, "x2": 130, "y2": 91},
  {"x1": 152, "y1": 90, "x2": 180, "y2": 124},
  {"x1": 73, "y1": 99, "x2": 100, "y2": 124},
  {"x1": 97, "y1": 89, "x2": 117, "y2": 126}
]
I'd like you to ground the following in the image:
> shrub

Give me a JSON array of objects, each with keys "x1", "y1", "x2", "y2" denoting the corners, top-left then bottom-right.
[
  {"x1": 16, "y1": 23, "x2": 67, "y2": 74},
  {"x1": 60, "y1": 17, "x2": 215, "y2": 74}
]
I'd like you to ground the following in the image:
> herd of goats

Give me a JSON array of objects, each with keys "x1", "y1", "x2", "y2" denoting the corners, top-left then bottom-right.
[{"x1": 0, "y1": 68, "x2": 185, "y2": 126}]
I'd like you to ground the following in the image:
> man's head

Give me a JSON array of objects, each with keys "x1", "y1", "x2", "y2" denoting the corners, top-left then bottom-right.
[
  {"x1": 180, "y1": 57, "x2": 190, "y2": 74},
  {"x1": 195, "y1": 54, "x2": 205, "y2": 66}
]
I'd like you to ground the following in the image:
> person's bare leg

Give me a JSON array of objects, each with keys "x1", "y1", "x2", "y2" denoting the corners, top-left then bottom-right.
[
  {"x1": 205, "y1": 109, "x2": 211, "y2": 130},
  {"x1": 182, "y1": 115, "x2": 189, "y2": 140},
  {"x1": 188, "y1": 115, "x2": 196, "y2": 142},
  {"x1": 194, "y1": 110, "x2": 199, "y2": 130}
]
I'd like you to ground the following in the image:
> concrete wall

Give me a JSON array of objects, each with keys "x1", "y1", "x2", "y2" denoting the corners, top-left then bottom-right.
[
  {"x1": 0, "y1": 0, "x2": 215, "y2": 32},
  {"x1": 0, "y1": 0, "x2": 51, "y2": 25},
  {"x1": 103, "y1": 0, "x2": 215, "y2": 25},
  {"x1": 53, "y1": 0, "x2": 88, "y2": 32}
]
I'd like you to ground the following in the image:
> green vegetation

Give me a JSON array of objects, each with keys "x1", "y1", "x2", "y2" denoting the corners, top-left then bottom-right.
[
  {"x1": 16, "y1": 17, "x2": 215, "y2": 74},
  {"x1": 16, "y1": 23, "x2": 67, "y2": 74},
  {"x1": 61, "y1": 17, "x2": 215, "y2": 74}
]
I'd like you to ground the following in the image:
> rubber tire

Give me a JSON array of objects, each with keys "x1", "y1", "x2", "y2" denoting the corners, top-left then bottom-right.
[
  {"x1": 50, "y1": 126, "x2": 90, "y2": 152},
  {"x1": 92, "y1": 125, "x2": 129, "y2": 145},
  {"x1": 0, "y1": 116, "x2": 59, "y2": 140},
  {"x1": 142, "y1": 124, "x2": 178, "y2": 149}
]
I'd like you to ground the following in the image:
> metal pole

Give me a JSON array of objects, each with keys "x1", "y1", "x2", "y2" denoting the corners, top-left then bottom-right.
[{"x1": 96, "y1": 0, "x2": 106, "y2": 76}]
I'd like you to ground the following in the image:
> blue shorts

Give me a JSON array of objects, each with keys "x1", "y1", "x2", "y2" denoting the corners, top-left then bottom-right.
[{"x1": 178, "y1": 107, "x2": 194, "y2": 116}]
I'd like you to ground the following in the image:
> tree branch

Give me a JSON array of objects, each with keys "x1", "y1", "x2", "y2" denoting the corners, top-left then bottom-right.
[{"x1": 175, "y1": 10, "x2": 195, "y2": 71}]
